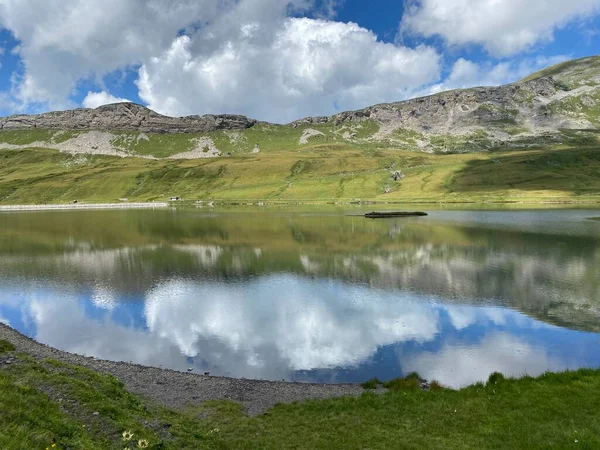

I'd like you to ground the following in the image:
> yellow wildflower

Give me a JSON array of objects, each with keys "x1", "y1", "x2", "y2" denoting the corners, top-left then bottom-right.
[
  {"x1": 137, "y1": 439, "x2": 149, "y2": 448},
  {"x1": 122, "y1": 430, "x2": 134, "y2": 441}
]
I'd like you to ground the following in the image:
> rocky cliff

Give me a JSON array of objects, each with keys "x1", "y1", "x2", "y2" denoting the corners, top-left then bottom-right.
[
  {"x1": 295, "y1": 56, "x2": 600, "y2": 144},
  {"x1": 0, "y1": 102, "x2": 256, "y2": 134}
]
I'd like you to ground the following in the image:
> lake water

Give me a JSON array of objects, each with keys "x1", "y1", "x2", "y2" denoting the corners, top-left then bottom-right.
[{"x1": 0, "y1": 207, "x2": 599, "y2": 387}]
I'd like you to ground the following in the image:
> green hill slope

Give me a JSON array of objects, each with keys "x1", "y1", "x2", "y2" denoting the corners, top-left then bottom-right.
[
  {"x1": 1, "y1": 56, "x2": 600, "y2": 204},
  {"x1": 2, "y1": 145, "x2": 599, "y2": 204}
]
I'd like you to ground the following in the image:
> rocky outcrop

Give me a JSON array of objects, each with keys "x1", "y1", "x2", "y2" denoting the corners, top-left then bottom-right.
[
  {"x1": 319, "y1": 76, "x2": 589, "y2": 133},
  {"x1": 294, "y1": 65, "x2": 599, "y2": 139},
  {"x1": 0, "y1": 102, "x2": 257, "y2": 134}
]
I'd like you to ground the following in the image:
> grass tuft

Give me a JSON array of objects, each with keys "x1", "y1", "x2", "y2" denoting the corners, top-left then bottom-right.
[
  {"x1": 382, "y1": 375, "x2": 422, "y2": 391},
  {"x1": 0, "y1": 339, "x2": 16, "y2": 353},
  {"x1": 429, "y1": 380, "x2": 445, "y2": 391},
  {"x1": 360, "y1": 378, "x2": 381, "y2": 390},
  {"x1": 488, "y1": 372, "x2": 506, "y2": 385}
]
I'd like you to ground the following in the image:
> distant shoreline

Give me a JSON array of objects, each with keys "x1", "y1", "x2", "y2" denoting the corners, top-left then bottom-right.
[
  {"x1": 1, "y1": 199, "x2": 600, "y2": 212},
  {"x1": 0, "y1": 202, "x2": 169, "y2": 211}
]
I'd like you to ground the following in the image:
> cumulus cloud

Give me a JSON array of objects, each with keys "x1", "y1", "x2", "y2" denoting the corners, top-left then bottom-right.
[
  {"x1": 0, "y1": 0, "x2": 244, "y2": 108},
  {"x1": 144, "y1": 276, "x2": 440, "y2": 374},
  {"x1": 401, "y1": 0, "x2": 600, "y2": 56},
  {"x1": 445, "y1": 306, "x2": 509, "y2": 331},
  {"x1": 0, "y1": 275, "x2": 588, "y2": 384},
  {"x1": 0, "y1": 0, "x2": 440, "y2": 120},
  {"x1": 0, "y1": 276, "x2": 440, "y2": 380},
  {"x1": 82, "y1": 91, "x2": 131, "y2": 109},
  {"x1": 0, "y1": 0, "x2": 595, "y2": 120},
  {"x1": 402, "y1": 333, "x2": 567, "y2": 388},
  {"x1": 137, "y1": 18, "x2": 441, "y2": 122}
]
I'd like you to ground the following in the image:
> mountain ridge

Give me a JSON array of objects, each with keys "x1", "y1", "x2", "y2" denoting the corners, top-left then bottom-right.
[
  {"x1": 1, "y1": 55, "x2": 600, "y2": 156},
  {"x1": 0, "y1": 102, "x2": 257, "y2": 134},
  {"x1": 2, "y1": 55, "x2": 599, "y2": 138}
]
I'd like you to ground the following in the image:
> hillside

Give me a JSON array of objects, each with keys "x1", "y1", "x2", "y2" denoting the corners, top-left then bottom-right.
[{"x1": 1, "y1": 56, "x2": 600, "y2": 204}]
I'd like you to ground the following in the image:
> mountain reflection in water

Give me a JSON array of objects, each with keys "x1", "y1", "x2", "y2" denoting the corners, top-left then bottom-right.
[{"x1": 0, "y1": 208, "x2": 599, "y2": 386}]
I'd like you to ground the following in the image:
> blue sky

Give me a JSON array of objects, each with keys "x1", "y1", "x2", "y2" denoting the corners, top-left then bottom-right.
[{"x1": 0, "y1": 0, "x2": 599, "y2": 122}]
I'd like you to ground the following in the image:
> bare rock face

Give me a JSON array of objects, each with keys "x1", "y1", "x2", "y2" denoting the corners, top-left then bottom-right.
[
  {"x1": 300, "y1": 71, "x2": 599, "y2": 138},
  {"x1": 325, "y1": 77, "x2": 568, "y2": 132},
  {"x1": 0, "y1": 103, "x2": 257, "y2": 134}
]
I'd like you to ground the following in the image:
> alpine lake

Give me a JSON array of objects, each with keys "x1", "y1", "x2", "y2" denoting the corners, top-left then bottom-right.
[{"x1": 1, "y1": 206, "x2": 599, "y2": 387}]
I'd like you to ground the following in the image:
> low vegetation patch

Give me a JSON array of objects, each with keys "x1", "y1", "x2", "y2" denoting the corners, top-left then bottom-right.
[{"x1": 0, "y1": 339, "x2": 16, "y2": 353}]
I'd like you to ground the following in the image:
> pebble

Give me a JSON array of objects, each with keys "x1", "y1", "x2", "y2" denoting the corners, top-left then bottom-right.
[{"x1": 92, "y1": 411, "x2": 99, "y2": 416}]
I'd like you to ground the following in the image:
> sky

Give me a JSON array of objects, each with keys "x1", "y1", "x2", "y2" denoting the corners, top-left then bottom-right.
[{"x1": 0, "y1": 0, "x2": 599, "y2": 123}]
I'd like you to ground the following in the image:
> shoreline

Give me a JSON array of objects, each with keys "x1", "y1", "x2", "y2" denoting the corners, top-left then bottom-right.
[
  {"x1": 0, "y1": 202, "x2": 169, "y2": 211},
  {"x1": 0, "y1": 199, "x2": 599, "y2": 212},
  {"x1": 0, "y1": 324, "x2": 364, "y2": 416}
]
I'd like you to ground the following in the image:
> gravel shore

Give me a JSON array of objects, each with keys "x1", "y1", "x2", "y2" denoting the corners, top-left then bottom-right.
[{"x1": 0, "y1": 324, "x2": 364, "y2": 416}]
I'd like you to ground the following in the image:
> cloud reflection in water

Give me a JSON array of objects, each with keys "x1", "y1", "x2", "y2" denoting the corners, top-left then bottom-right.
[{"x1": 1, "y1": 274, "x2": 595, "y2": 386}]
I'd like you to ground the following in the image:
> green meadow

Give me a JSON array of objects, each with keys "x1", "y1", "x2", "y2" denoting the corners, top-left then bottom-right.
[{"x1": 1, "y1": 139, "x2": 600, "y2": 204}]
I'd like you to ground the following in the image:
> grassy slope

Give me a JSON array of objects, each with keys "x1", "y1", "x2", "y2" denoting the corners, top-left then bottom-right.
[
  {"x1": 1, "y1": 340, "x2": 600, "y2": 449},
  {"x1": 520, "y1": 55, "x2": 600, "y2": 89},
  {"x1": 1, "y1": 142, "x2": 600, "y2": 204}
]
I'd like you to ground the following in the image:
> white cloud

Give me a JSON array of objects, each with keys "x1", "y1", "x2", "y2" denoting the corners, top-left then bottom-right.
[
  {"x1": 144, "y1": 276, "x2": 440, "y2": 374},
  {"x1": 0, "y1": 0, "x2": 440, "y2": 120},
  {"x1": 0, "y1": 0, "x2": 593, "y2": 120},
  {"x1": 0, "y1": 276, "x2": 440, "y2": 380},
  {"x1": 445, "y1": 306, "x2": 509, "y2": 331},
  {"x1": 82, "y1": 91, "x2": 131, "y2": 109},
  {"x1": 0, "y1": 273, "x2": 585, "y2": 385},
  {"x1": 401, "y1": 0, "x2": 600, "y2": 56},
  {"x1": 402, "y1": 333, "x2": 567, "y2": 388},
  {"x1": 0, "y1": 0, "x2": 244, "y2": 108},
  {"x1": 89, "y1": 285, "x2": 118, "y2": 310},
  {"x1": 137, "y1": 18, "x2": 441, "y2": 122}
]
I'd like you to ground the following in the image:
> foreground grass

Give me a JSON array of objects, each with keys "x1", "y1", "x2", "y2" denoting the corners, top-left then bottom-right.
[
  {"x1": 1, "y1": 340, "x2": 599, "y2": 449},
  {"x1": 1, "y1": 141, "x2": 600, "y2": 204}
]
